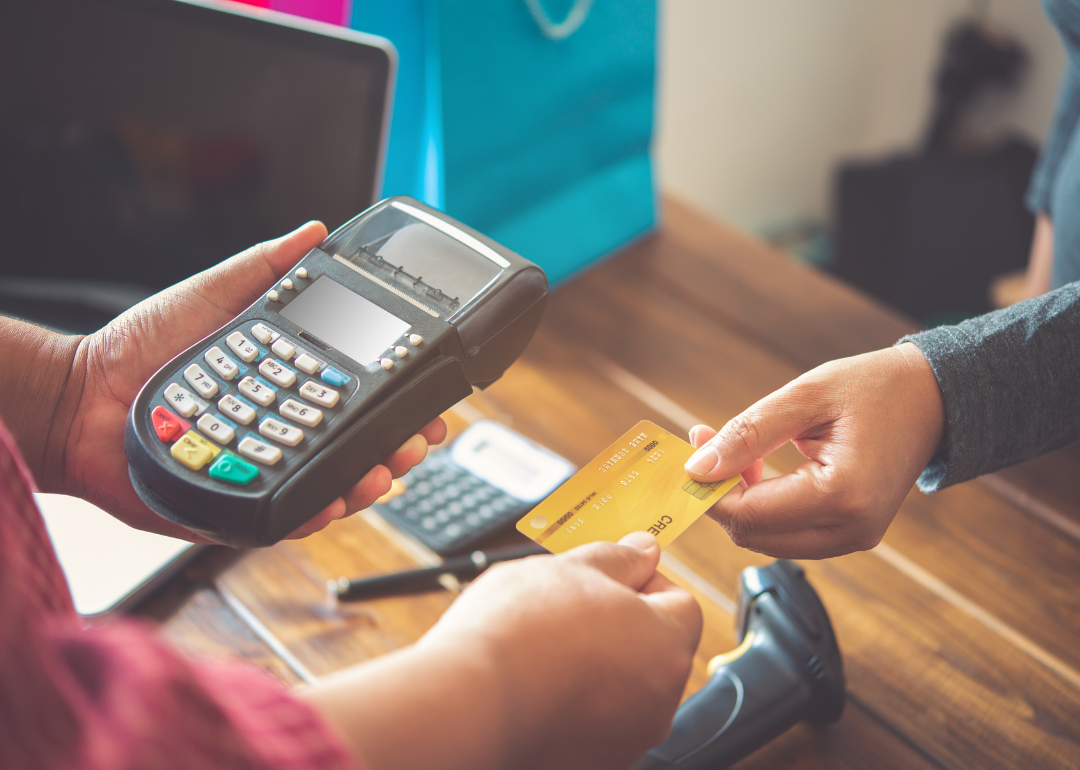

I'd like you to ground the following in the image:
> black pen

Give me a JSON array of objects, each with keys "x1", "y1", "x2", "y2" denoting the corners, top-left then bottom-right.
[{"x1": 332, "y1": 543, "x2": 547, "y2": 602}]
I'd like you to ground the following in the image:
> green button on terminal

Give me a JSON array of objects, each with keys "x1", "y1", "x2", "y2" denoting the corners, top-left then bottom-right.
[{"x1": 209, "y1": 451, "x2": 259, "y2": 485}]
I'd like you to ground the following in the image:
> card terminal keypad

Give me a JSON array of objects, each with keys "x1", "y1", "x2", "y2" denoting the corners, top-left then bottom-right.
[
  {"x1": 375, "y1": 449, "x2": 531, "y2": 555},
  {"x1": 148, "y1": 321, "x2": 353, "y2": 488},
  {"x1": 125, "y1": 197, "x2": 549, "y2": 548}
]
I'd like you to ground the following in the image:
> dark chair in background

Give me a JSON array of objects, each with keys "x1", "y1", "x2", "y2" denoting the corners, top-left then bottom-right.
[{"x1": 833, "y1": 20, "x2": 1035, "y2": 324}]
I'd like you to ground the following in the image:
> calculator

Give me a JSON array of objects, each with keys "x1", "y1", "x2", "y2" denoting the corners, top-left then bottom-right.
[
  {"x1": 125, "y1": 198, "x2": 548, "y2": 548},
  {"x1": 374, "y1": 421, "x2": 575, "y2": 555}
]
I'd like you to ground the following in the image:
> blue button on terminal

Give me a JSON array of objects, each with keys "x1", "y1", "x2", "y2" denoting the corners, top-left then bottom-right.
[{"x1": 320, "y1": 366, "x2": 350, "y2": 387}]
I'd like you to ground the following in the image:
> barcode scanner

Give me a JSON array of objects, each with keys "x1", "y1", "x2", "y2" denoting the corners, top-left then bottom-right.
[{"x1": 634, "y1": 560, "x2": 845, "y2": 770}]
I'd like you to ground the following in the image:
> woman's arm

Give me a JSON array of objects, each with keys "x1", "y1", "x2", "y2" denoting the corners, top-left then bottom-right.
[{"x1": 684, "y1": 280, "x2": 1080, "y2": 559}]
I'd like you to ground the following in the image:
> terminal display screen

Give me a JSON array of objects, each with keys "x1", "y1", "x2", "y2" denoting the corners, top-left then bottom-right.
[{"x1": 280, "y1": 276, "x2": 409, "y2": 365}]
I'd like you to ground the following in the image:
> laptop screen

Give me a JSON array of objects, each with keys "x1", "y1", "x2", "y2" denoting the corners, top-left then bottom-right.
[{"x1": 0, "y1": 0, "x2": 392, "y2": 296}]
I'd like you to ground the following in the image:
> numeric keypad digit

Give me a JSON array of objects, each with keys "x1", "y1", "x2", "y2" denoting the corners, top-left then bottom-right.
[
  {"x1": 226, "y1": 331, "x2": 260, "y2": 362},
  {"x1": 299, "y1": 380, "x2": 340, "y2": 408},
  {"x1": 204, "y1": 346, "x2": 240, "y2": 380},
  {"x1": 280, "y1": 398, "x2": 322, "y2": 427}
]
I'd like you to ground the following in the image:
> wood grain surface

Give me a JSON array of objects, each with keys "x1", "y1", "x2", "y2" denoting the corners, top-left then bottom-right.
[{"x1": 147, "y1": 196, "x2": 1080, "y2": 769}]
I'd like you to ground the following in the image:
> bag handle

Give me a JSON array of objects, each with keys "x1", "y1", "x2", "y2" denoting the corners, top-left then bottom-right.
[{"x1": 524, "y1": 0, "x2": 593, "y2": 40}]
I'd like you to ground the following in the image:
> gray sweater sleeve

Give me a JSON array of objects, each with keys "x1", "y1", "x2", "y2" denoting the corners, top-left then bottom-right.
[{"x1": 898, "y1": 281, "x2": 1080, "y2": 492}]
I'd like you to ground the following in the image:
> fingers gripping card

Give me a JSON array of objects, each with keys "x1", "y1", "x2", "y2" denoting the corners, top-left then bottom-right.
[{"x1": 516, "y1": 421, "x2": 740, "y2": 553}]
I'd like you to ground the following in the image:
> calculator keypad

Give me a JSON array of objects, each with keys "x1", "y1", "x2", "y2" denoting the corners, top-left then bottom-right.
[
  {"x1": 375, "y1": 450, "x2": 530, "y2": 554},
  {"x1": 151, "y1": 321, "x2": 354, "y2": 486}
]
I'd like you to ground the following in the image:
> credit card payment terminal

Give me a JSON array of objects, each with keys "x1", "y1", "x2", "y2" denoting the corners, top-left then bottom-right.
[{"x1": 125, "y1": 198, "x2": 548, "y2": 547}]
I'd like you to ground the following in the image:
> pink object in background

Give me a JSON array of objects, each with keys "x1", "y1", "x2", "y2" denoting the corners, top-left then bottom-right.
[
  {"x1": 229, "y1": 0, "x2": 349, "y2": 27},
  {"x1": 271, "y1": 0, "x2": 350, "y2": 26}
]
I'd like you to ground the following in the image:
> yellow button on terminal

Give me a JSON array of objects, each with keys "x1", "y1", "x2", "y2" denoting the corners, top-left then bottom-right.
[{"x1": 170, "y1": 430, "x2": 222, "y2": 471}]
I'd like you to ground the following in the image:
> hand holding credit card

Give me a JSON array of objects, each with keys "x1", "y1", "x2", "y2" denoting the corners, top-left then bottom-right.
[{"x1": 517, "y1": 421, "x2": 741, "y2": 553}]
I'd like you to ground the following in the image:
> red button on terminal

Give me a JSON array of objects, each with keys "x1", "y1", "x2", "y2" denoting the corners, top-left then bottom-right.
[{"x1": 152, "y1": 406, "x2": 190, "y2": 442}]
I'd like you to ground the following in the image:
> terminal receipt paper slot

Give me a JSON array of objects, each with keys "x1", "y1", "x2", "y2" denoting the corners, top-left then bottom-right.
[{"x1": 125, "y1": 198, "x2": 548, "y2": 548}]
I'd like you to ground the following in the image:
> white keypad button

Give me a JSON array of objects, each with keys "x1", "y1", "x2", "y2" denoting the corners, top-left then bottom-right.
[
  {"x1": 409, "y1": 334, "x2": 423, "y2": 346},
  {"x1": 294, "y1": 353, "x2": 320, "y2": 374},
  {"x1": 280, "y1": 279, "x2": 294, "y2": 291},
  {"x1": 164, "y1": 383, "x2": 200, "y2": 418},
  {"x1": 204, "y1": 346, "x2": 240, "y2": 379},
  {"x1": 238, "y1": 376, "x2": 276, "y2": 406},
  {"x1": 238, "y1": 436, "x2": 282, "y2": 465},
  {"x1": 394, "y1": 346, "x2": 408, "y2": 358},
  {"x1": 271, "y1": 339, "x2": 296, "y2": 360},
  {"x1": 295, "y1": 267, "x2": 308, "y2": 279},
  {"x1": 250, "y1": 323, "x2": 274, "y2": 344},
  {"x1": 259, "y1": 358, "x2": 296, "y2": 388},
  {"x1": 225, "y1": 332, "x2": 259, "y2": 363},
  {"x1": 259, "y1": 416, "x2": 304, "y2": 446},
  {"x1": 197, "y1": 413, "x2": 236, "y2": 444},
  {"x1": 266, "y1": 290, "x2": 279, "y2": 302},
  {"x1": 280, "y1": 398, "x2": 323, "y2": 427},
  {"x1": 183, "y1": 364, "x2": 219, "y2": 398},
  {"x1": 380, "y1": 358, "x2": 394, "y2": 370},
  {"x1": 218, "y1": 394, "x2": 257, "y2": 425},
  {"x1": 299, "y1": 380, "x2": 340, "y2": 408}
]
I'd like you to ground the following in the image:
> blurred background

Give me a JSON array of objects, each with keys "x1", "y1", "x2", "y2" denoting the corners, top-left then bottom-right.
[
  {"x1": 339, "y1": 0, "x2": 1064, "y2": 324},
  {"x1": 660, "y1": 0, "x2": 1060, "y2": 242},
  {"x1": 658, "y1": 0, "x2": 1063, "y2": 323},
  {"x1": 2, "y1": 0, "x2": 1066, "y2": 330}
]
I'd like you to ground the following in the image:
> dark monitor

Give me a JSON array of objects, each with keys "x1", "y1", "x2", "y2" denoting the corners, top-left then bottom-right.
[{"x1": 0, "y1": 0, "x2": 393, "y2": 331}]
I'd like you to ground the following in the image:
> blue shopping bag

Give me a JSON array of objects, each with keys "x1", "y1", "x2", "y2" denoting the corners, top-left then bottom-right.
[{"x1": 351, "y1": 0, "x2": 657, "y2": 283}]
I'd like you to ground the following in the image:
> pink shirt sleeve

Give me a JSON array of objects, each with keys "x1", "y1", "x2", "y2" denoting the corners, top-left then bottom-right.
[{"x1": 0, "y1": 420, "x2": 358, "y2": 770}]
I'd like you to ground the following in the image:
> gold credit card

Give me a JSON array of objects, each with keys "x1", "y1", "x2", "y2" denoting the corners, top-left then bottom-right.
[{"x1": 516, "y1": 420, "x2": 740, "y2": 553}]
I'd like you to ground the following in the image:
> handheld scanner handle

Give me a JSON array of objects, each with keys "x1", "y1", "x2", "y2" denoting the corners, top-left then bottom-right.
[{"x1": 632, "y1": 561, "x2": 844, "y2": 770}]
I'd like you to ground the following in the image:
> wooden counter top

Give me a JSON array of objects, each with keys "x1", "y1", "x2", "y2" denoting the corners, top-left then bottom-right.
[{"x1": 145, "y1": 197, "x2": 1080, "y2": 770}]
